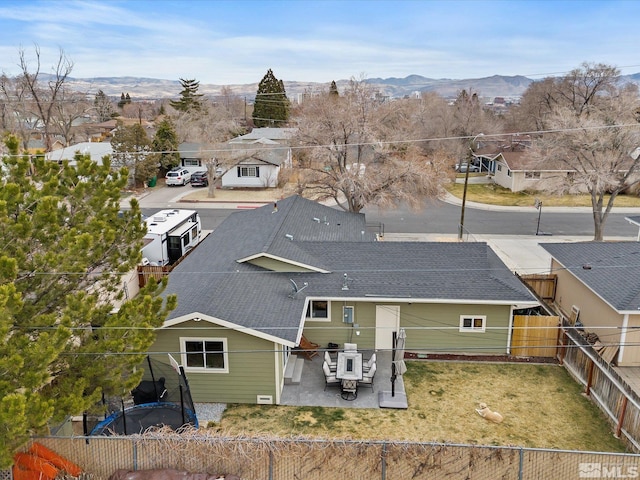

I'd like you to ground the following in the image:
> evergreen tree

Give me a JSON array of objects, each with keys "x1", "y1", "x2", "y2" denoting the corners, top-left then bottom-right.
[
  {"x1": 118, "y1": 93, "x2": 127, "y2": 109},
  {"x1": 111, "y1": 122, "x2": 155, "y2": 187},
  {"x1": 170, "y1": 78, "x2": 204, "y2": 112},
  {"x1": 252, "y1": 69, "x2": 290, "y2": 127},
  {"x1": 151, "y1": 118, "x2": 180, "y2": 170},
  {"x1": 94, "y1": 89, "x2": 113, "y2": 122},
  {"x1": 329, "y1": 80, "x2": 339, "y2": 97},
  {"x1": 0, "y1": 136, "x2": 175, "y2": 466}
]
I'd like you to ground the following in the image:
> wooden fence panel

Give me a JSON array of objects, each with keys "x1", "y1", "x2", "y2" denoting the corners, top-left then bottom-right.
[
  {"x1": 511, "y1": 315, "x2": 559, "y2": 357},
  {"x1": 137, "y1": 265, "x2": 169, "y2": 288},
  {"x1": 520, "y1": 274, "x2": 557, "y2": 301}
]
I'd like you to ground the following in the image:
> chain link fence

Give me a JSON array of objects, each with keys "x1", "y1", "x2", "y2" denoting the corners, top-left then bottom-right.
[{"x1": 23, "y1": 436, "x2": 640, "y2": 480}]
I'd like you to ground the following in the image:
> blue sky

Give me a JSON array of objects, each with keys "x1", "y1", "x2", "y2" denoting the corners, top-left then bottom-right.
[{"x1": 1, "y1": 0, "x2": 639, "y2": 85}]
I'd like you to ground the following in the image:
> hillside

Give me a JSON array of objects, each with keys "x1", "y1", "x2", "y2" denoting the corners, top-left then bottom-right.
[{"x1": 63, "y1": 73, "x2": 640, "y2": 102}]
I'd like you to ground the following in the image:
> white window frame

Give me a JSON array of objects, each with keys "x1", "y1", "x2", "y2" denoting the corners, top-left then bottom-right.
[
  {"x1": 239, "y1": 166, "x2": 258, "y2": 177},
  {"x1": 180, "y1": 337, "x2": 229, "y2": 373},
  {"x1": 306, "y1": 299, "x2": 330, "y2": 322},
  {"x1": 459, "y1": 315, "x2": 486, "y2": 333}
]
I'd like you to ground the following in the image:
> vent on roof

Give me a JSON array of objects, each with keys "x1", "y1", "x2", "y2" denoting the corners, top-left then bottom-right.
[
  {"x1": 285, "y1": 234, "x2": 294, "y2": 241},
  {"x1": 152, "y1": 215, "x2": 166, "y2": 222}
]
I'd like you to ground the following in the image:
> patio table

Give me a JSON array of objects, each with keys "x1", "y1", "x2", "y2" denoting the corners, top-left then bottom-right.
[{"x1": 336, "y1": 352, "x2": 362, "y2": 401}]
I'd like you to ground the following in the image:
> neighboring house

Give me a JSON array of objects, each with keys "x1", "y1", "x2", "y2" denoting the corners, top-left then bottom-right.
[
  {"x1": 216, "y1": 128, "x2": 297, "y2": 188},
  {"x1": 177, "y1": 142, "x2": 208, "y2": 172},
  {"x1": 228, "y1": 127, "x2": 298, "y2": 146},
  {"x1": 147, "y1": 195, "x2": 538, "y2": 405},
  {"x1": 491, "y1": 151, "x2": 574, "y2": 192},
  {"x1": 541, "y1": 242, "x2": 640, "y2": 366},
  {"x1": 45, "y1": 142, "x2": 113, "y2": 165}
]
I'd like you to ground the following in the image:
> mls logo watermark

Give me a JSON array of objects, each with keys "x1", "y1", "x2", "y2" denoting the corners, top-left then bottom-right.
[{"x1": 579, "y1": 463, "x2": 639, "y2": 478}]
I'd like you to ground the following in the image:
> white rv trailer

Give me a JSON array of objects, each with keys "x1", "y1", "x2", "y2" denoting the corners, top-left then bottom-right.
[{"x1": 141, "y1": 209, "x2": 202, "y2": 266}]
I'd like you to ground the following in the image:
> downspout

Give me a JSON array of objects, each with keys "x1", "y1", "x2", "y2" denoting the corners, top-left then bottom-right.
[
  {"x1": 618, "y1": 313, "x2": 629, "y2": 365},
  {"x1": 506, "y1": 305, "x2": 514, "y2": 355}
]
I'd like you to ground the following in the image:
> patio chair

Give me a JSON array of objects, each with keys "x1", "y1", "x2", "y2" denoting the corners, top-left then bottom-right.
[
  {"x1": 363, "y1": 353, "x2": 376, "y2": 373},
  {"x1": 324, "y1": 351, "x2": 337, "y2": 371},
  {"x1": 358, "y1": 363, "x2": 376, "y2": 390},
  {"x1": 323, "y1": 361, "x2": 341, "y2": 390},
  {"x1": 344, "y1": 342, "x2": 358, "y2": 352},
  {"x1": 298, "y1": 334, "x2": 320, "y2": 360}
]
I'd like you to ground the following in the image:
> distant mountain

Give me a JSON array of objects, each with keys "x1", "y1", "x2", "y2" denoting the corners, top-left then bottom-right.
[{"x1": 63, "y1": 73, "x2": 640, "y2": 102}]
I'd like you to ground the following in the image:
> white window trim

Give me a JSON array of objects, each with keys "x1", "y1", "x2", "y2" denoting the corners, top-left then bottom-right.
[
  {"x1": 239, "y1": 166, "x2": 258, "y2": 177},
  {"x1": 459, "y1": 315, "x2": 486, "y2": 333},
  {"x1": 180, "y1": 337, "x2": 229, "y2": 373},
  {"x1": 306, "y1": 299, "x2": 331, "y2": 322}
]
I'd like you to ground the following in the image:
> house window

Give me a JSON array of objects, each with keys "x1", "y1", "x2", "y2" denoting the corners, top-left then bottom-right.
[
  {"x1": 459, "y1": 316, "x2": 486, "y2": 333},
  {"x1": 507, "y1": 169, "x2": 512, "y2": 177},
  {"x1": 525, "y1": 171, "x2": 541, "y2": 179},
  {"x1": 184, "y1": 159, "x2": 200, "y2": 166},
  {"x1": 238, "y1": 166, "x2": 260, "y2": 177},
  {"x1": 497, "y1": 165, "x2": 502, "y2": 172},
  {"x1": 306, "y1": 300, "x2": 329, "y2": 320},
  {"x1": 181, "y1": 338, "x2": 228, "y2": 373}
]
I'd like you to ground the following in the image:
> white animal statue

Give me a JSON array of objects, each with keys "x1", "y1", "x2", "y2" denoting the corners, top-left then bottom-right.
[{"x1": 475, "y1": 402, "x2": 504, "y2": 423}]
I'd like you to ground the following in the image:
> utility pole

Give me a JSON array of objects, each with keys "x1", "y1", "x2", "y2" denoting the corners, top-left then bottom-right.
[{"x1": 458, "y1": 133, "x2": 483, "y2": 241}]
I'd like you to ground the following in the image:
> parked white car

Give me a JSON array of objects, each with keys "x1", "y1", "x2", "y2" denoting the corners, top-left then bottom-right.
[{"x1": 165, "y1": 167, "x2": 192, "y2": 186}]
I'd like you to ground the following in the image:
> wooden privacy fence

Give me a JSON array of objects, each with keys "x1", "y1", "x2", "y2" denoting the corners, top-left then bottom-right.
[
  {"x1": 137, "y1": 265, "x2": 169, "y2": 288},
  {"x1": 559, "y1": 326, "x2": 640, "y2": 453},
  {"x1": 23, "y1": 436, "x2": 640, "y2": 480},
  {"x1": 510, "y1": 315, "x2": 559, "y2": 357},
  {"x1": 519, "y1": 274, "x2": 557, "y2": 301}
]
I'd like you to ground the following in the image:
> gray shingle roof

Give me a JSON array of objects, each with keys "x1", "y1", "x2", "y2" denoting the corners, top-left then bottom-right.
[
  {"x1": 164, "y1": 195, "x2": 537, "y2": 343},
  {"x1": 541, "y1": 242, "x2": 640, "y2": 312}
]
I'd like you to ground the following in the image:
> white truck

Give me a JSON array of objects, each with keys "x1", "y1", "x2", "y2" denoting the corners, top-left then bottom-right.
[{"x1": 141, "y1": 209, "x2": 202, "y2": 266}]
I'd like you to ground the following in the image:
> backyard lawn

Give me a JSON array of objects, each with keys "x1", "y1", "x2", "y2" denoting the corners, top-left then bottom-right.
[{"x1": 215, "y1": 361, "x2": 627, "y2": 453}]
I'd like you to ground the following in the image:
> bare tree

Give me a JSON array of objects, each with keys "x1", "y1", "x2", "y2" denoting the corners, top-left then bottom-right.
[
  {"x1": 294, "y1": 78, "x2": 452, "y2": 213},
  {"x1": 16, "y1": 46, "x2": 74, "y2": 151},
  {"x1": 51, "y1": 89, "x2": 91, "y2": 145},
  {"x1": 527, "y1": 63, "x2": 640, "y2": 240}
]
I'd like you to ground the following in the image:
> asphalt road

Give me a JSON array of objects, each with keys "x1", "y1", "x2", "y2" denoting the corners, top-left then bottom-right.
[{"x1": 135, "y1": 186, "x2": 640, "y2": 238}]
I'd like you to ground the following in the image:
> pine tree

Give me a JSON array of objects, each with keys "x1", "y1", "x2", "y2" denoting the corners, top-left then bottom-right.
[
  {"x1": 252, "y1": 69, "x2": 290, "y2": 127},
  {"x1": 170, "y1": 78, "x2": 204, "y2": 112},
  {"x1": 111, "y1": 122, "x2": 154, "y2": 187},
  {"x1": 118, "y1": 93, "x2": 127, "y2": 108},
  {"x1": 94, "y1": 89, "x2": 113, "y2": 122},
  {"x1": 151, "y1": 118, "x2": 180, "y2": 170},
  {"x1": 329, "y1": 80, "x2": 339, "y2": 97},
  {"x1": 0, "y1": 136, "x2": 176, "y2": 466}
]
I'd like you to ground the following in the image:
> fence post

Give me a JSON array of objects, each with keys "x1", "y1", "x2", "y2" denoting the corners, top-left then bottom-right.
[
  {"x1": 518, "y1": 447, "x2": 524, "y2": 480},
  {"x1": 585, "y1": 359, "x2": 595, "y2": 396},
  {"x1": 133, "y1": 440, "x2": 138, "y2": 471},
  {"x1": 269, "y1": 449, "x2": 273, "y2": 480},
  {"x1": 381, "y1": 441, "x2": 387, "y2": 480},
  {"x1": 615, "y1": 396, "x2": 628, "y2": 439}
]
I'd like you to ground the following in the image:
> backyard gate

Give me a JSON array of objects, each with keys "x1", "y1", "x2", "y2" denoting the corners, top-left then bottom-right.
[{"x1": 511, "y1": 315, "x2": 559, "y2": 357}]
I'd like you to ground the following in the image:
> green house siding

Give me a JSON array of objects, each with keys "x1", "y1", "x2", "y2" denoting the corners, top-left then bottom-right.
[
  {"x1": 150, "y1": 320, "x2": 279, "y2": 404},
  {"x1": 304, "y1": 301, "x2": 512, "y2": 354},
  {"x1": 400, "y1": 303, "x2": 512, "y2": 354}
]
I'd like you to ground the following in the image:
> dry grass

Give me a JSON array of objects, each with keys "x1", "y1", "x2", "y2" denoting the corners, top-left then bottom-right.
[
  {"x1": 447, "y1": 183, "x2": 640, "y2": 207},
  {"x1": 215, "y1": 362, "x2": 627, "y2": 453}
]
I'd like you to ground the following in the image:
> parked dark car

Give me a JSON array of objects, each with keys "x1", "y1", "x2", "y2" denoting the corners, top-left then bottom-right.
[{"x1": 190, "y1": 170, "x2": 209, "y2": 187}]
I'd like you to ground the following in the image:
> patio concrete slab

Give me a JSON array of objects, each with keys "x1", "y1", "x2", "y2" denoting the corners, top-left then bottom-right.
[{"x1": 280, "y1": 351, "x2": 401, "y2": 409}]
